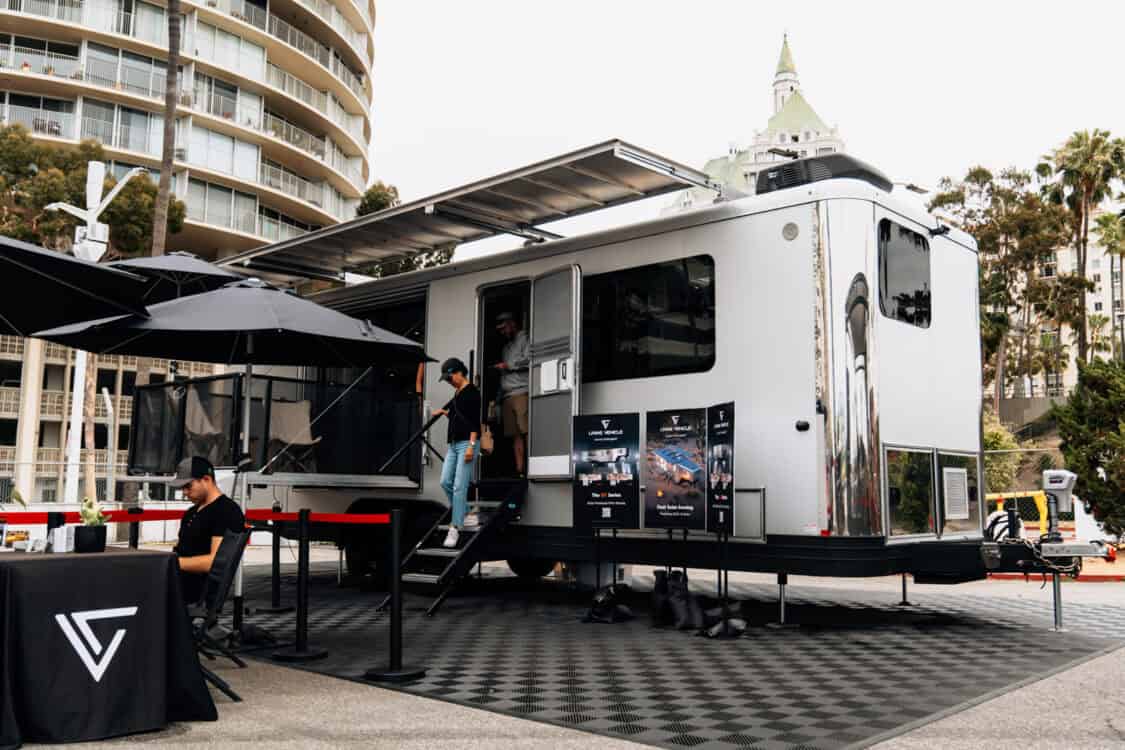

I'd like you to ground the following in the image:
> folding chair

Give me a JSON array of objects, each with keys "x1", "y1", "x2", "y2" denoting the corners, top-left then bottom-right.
[
  {"x1": 267, "y1": 399, "x2": 321, "y2": 473},
  {"x1": 186, "y1": 529, "x2": 250, "y2": 702}
]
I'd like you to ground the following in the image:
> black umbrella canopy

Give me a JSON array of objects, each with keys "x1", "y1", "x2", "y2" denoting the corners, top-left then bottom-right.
[
  {"x1": 0, "y1": 234, "x2": 149, "y2": 337},
  {"x1": 108, "y1": 251, "x2": 244, "y2": 303},
  {"x1": 32, "y1": 278, "x2": 431, "y2": 367}
]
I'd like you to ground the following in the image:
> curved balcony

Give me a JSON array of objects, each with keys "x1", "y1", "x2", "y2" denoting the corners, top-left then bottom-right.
[
  {"x1": 0, "y1": 51, "x2": 367, "y2": 191},
  {"x1": 1, "y1": 0, "x2": 370, "y2": 139},
  {"x1": 186, "y1": 0, "x2": 370, "y2": 116}
]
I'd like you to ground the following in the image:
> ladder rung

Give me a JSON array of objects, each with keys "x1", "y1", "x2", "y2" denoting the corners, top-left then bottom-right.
[
  {"x1": 402, "y1": 573, "x2": 440, "y2": 584},
  {"x1": 416, "y1": 547, "x2": 461, "y2": 558}
]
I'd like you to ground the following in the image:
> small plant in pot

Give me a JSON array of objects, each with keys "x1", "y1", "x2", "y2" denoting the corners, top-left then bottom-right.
[{"x1": 75, "y1": 497, "x2": 108, "y2": 553}]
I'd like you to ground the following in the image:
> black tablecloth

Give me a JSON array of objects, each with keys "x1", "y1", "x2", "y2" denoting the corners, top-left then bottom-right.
[{"x1": 0, "y1": 549, "x2": 217, "y2": 748}]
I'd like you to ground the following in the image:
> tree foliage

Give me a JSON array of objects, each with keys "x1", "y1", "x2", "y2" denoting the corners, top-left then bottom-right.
[
  {"x1": 983, "y1": 410, "x2": 1021, "y2": 492},
  {"x1": 930, "y1": 166, "x2": 1073, "y2": 393},
  {"x1": 1053, "y1": 359, "x2": 1125, "y2": 536},
  {"x1": 1037, "y1": 130, "x2": 1125, "y2": 363},
  {"x1": 355, "y1": 180, "x2": 455, "y2": 279},
  {"x1": 0, "y1": 124, "x2": 184, "y2": 258}
]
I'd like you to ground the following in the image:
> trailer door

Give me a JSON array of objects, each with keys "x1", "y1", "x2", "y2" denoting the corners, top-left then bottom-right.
[{"x1": 528, "y1": 264, "x2": 581, "y2": 479}]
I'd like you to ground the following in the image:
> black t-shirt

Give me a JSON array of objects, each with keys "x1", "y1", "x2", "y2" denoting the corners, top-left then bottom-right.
[
  {"x1": 174, "y1": 495, "x2": 245, "y2": 603},
  {"x1": 445, "y1": 384, "x2": 482, "y2": 444}
]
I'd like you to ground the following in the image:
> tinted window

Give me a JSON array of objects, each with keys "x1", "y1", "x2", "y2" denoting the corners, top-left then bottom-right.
[
  {"x1": 887, "y1": 448, "x2": 935, "y2": 536},
  {"x1": 878, "y1": 219, "x2": 931, "y2": 328},
  {"x1": 582, "y1": 255, "x2": 715, "y2": 383}
]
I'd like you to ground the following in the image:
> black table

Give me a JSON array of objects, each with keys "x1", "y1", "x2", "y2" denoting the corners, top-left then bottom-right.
[{"x1": 0, "y1": 549, "x2": 217, "y2": 748}]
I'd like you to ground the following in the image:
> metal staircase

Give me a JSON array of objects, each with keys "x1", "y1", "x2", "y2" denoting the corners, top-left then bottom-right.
[{"x1": 385, "y1": 478, "x2": 528, "y2": 616}]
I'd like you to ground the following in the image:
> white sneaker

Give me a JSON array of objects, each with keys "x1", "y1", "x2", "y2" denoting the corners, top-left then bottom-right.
[
  {"x1": 464, "y1": 511, "x2": 480, "y2": 529},
  {"x1": 443, "y1": 527, "x2": 460, "y2": 548}
]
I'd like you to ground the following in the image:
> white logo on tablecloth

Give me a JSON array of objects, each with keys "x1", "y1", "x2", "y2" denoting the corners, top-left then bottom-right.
[
  {"x1": 601, "y1": 419, "x2": 610, "y2": 429},
  {"x1": 55, "y1": 607, "x2": 138, "y2": 682}
]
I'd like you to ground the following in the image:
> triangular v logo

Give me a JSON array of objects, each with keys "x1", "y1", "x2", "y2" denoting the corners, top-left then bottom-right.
[{"x1": 55, "y1": 607, "x2": 138, "y2": 682}]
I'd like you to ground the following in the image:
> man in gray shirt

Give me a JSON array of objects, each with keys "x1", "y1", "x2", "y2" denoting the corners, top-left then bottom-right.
[{"x1": 492, "y1": 311, "x2": 529, "y2": 476}]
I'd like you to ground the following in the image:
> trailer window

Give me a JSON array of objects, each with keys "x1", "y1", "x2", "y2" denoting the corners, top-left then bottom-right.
[
  {"x1": 938, "y1": 453, "x2": 980, "y2": 535},
  {"x1": 582, "y1": 255, "x2": 715, "y2": 383},
  {"x1": 878, "y1": 220, "x2": 931, "y2": 328},
  {"x1": 886, "y1": 448, "x2": 935, "y2": 536}
]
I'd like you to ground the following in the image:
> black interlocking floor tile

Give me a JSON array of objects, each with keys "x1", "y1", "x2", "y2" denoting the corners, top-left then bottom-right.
[{"x1": 236, "y1": 564, "x2": 1121, "y2": 750}]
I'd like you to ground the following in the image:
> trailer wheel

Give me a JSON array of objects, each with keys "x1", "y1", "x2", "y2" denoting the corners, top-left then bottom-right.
[{"x1": 507, "y1": 557, "x2": 556, "y2": 580}]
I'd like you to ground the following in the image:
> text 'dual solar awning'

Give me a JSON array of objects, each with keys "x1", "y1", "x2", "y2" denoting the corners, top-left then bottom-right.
[{"x1": 219, "y1": 140, "x2": 721, "y2": 282}]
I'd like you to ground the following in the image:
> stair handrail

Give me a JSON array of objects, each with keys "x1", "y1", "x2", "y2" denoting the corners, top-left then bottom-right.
[{"x1": 377, "y1": 411, "x2": 444, "y2": 474}]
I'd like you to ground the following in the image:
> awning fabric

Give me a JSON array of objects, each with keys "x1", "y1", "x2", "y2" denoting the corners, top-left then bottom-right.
[
  {"x1": 219, "y1": 140, "x2": 721, "y2": 283},
  {"x1": 0, "y1": 235, "x2": 149, "y2": 337}
]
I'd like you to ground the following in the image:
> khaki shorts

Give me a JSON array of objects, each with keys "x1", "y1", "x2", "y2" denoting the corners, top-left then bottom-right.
[{"x1": 501, "y1": 392, "x2": 529, "y2": 437}]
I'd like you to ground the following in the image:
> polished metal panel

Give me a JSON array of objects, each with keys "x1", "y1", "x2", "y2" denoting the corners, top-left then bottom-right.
[
  {"x1": 219, "y1": 140, "x2": 720, "y2": 283},
  {"x1": 820, "y1": 201, "x2": 882, "y2": 536}
]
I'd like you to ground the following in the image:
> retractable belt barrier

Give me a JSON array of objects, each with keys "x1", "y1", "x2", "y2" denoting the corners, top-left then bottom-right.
[{"x1": 0, "y1": 507, "x2": 423, "y2": 680}]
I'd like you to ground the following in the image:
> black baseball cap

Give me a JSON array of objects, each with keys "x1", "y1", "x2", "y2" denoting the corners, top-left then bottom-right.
[
  {"x1": 438, "y1": 357, "x2": 468, "y2": 382},
  {"x1": 495, "y1": 311, "x2": 516, "y2": 325},
  {"x1": 169, "y1": 456, "x2": 216, "y2": 488}
]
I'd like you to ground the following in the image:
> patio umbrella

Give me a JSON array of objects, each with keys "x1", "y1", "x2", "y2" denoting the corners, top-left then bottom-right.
[
  {"x1": 108, "y1": 251, "x2": 244, "y2": 304},
  {"x1": 32, "y1": 278, "x2": 430, "y2": 367},
  {"x1": 0, "y1": 234, "x2": 149, "y2": 337}
]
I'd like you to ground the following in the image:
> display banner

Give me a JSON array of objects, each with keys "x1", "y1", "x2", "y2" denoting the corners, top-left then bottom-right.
[
  {"x1": 644, "y1": 409, "x2": 707, "y2": 530},
  {"x1": 572, "y1": 413, "x2": 640, "y2": 530},
  {"x1": 706, "y1": 402, "x2": 736, "y2": 533}
]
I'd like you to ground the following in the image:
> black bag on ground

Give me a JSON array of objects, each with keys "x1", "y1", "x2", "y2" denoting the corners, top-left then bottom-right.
[
  {"x1": 582, "y1": 583, "x2": 635, "y2": 624},
  {"x1": 651, "y1": 570, "x2": 675, "y2": 627},
  {"x1": 667, "y1": 570, "x2": 704, "y2": 630}
]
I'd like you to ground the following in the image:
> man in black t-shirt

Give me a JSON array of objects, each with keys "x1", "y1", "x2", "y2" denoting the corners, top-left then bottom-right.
[{"x1": 170, "y1": 456, "x2": 246, "y2": 604}]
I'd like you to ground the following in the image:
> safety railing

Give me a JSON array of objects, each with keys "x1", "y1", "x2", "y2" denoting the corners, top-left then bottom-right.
[
  {"x1": 0, "y1": 336, "x2": 25, "y2": 358},
  {"x1": 39, "y1": 391, "x2": 65, "y2": 418},
  {"x1": 266, "y1": 62, "x2": 329, "y2": 112},
  {"x1": 3, "y1": 103, "x2": 75, "y2": 138},
  {"x1": 0, "y1": 388, "x2": 19, "y2": 419},
  {"x1": 2, "y1": 44, "x2": 82, "y2": 78},
  {"x1": 258, "y1": 162, "x2": 325, "y2": 207},
  {"x1": 330, "y1": 54, "x2": 365, "y2": 102},
  {"x1": 262, "y1": 111, "x2": 327, "y2": 158},
  {"x1": 8, "y1": 0, "x2": 83, "y2": 24},
  {"x1": 79, "y1": 116, "x2": 161, "y2": 157},
  {"x1": 293, "y1": 0, "x2": 368, "y2": 66},
  {"x1": 268, "y1": 12, "x2": 331, "y2": 67}
]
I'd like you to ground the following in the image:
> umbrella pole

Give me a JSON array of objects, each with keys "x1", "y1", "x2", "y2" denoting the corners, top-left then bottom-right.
[{"x1": 233, "y1": 334, "x2": 252, "y2": 635}]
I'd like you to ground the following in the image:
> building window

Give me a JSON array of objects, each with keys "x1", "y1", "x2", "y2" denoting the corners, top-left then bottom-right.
[
  {"x1": 878, "y1": 219, "x2": 931, "y2": 328},
  {"x1": 582, "y1": 255, "x2": 716, "y2": 383},
  {"x1": 1040, "y1": 255, "x2": 1057, "y2": 278},
  {"x1": 1092, "y1": 259, "x2": 1101, "y2": 270},
  {"x1": 1093, "y1": 273, "x2": 1101, "y2": 283},
  {"x1": 1095, "y1": 302, "x2": 1103, "y2": 312},
  {"x1": 778, "y1": 133, "x2": 786, "y2": 144},
  {"x1": 817, "y1": 147, "x2": 835, "y2": 155},
  {"x1": 791, "y1": 135, "x2": 799, "y2": 143},
  {"x1": 1045, "y1": 372, "x2": 1064, "y2": 398}
]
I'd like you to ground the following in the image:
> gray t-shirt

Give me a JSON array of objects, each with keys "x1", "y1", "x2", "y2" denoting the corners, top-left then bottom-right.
[{"x1": 499, "y1": 329, "x2": 530, "y2": 400}]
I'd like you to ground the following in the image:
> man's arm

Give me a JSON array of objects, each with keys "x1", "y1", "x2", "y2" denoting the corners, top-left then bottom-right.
[
  {"x1": 506, "y1": 332, "x2": 531, "y2": 370},
  {"x1": 178, "y1": 535, "x2": 223, "y2": 574}
]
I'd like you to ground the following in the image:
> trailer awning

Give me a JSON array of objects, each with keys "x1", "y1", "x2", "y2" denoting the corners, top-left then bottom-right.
[{"x1": 219, "y1": 140, "x2": 720, "y2": 282}]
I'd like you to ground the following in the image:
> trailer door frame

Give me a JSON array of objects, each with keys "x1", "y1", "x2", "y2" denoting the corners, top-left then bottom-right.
[{"x1": 527, "y1": 264, "x2": 581, "y2": 479}]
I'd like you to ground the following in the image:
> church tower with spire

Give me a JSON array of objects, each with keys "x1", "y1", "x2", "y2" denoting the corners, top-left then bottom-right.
[
  {"x1": 661, "y1": 33, "x2": 847, "y2": 215},
  {"x1": 773, "y1": 33, "x2": 799, "y2": 114}
]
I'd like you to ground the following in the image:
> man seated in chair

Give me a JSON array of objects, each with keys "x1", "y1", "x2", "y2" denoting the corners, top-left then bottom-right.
[{"x1": 170, "y1": 457, "x2": 246, "y2": 604}]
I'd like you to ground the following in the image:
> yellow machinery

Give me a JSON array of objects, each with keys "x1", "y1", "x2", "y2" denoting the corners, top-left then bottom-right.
[{"x1": 986, "y1": 491, "x2": 1048, "y2": 536}]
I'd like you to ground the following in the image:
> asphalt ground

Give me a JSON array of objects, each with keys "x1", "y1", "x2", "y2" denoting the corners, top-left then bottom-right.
[{"x1": 28, "y1": 563, "x2": 1125, "y2": 750}]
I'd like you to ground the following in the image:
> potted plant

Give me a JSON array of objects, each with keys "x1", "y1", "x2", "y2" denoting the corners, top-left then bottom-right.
[{"x1": 75, "y1": 497, "x2": 108, "y2": 553}]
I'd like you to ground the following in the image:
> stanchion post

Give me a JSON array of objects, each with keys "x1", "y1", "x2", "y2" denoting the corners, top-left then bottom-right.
[
  {"x1": 365, "y1": 508, "x2": 425, "y2": 682},
  {"x1": 256, "y1": 504, "x2": 295, "y2": 615},
  {"x1": 272, "y1": 508, "x2": 327, "y2": 662},
  {"x1": 127, "y1": 506, "x2": 142, "y2": 549}
]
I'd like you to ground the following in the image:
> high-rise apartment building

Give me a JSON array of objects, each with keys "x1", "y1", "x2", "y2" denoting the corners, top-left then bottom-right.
[{"x1": 0, "y1": 0, "x2": 375, "y2": 502}]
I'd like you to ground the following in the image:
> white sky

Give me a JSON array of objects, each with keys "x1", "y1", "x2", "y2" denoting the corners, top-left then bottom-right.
[{"x1": 369, "y1": 1, "x2": 1125, "y2": 259}]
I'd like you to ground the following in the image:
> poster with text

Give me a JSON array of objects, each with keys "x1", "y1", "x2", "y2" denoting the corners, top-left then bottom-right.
[
  {"x1": 644, "y1": 409, "x2": 707, "y2": 529},
  {"x1": 572, "y1": 413, "x2": 640, "y2": 530},
  {"x1": 706, "y1": 402, "x2": 736, "y2": 533}
]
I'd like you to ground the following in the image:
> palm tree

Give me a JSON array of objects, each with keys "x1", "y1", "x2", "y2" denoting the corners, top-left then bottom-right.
[
  {"x1": 1094, "y1": 211, "x2": 1125, "y2": 358},
  {"x1": 1037, "y1": 130, "x2": 1125, "y2": 363},
  {"x1": 149, "y1": 3, "x2": 181, "y2": 258}
]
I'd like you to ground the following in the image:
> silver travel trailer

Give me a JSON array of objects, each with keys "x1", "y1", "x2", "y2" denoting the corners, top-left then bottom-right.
[{"x1": 202, "y1": 140, "x2": 987, "y2": 583}]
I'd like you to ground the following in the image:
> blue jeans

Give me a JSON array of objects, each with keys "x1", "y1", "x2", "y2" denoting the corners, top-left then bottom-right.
[{"x1": 440, "y1": 440, "x2": 477, "y2": 528}]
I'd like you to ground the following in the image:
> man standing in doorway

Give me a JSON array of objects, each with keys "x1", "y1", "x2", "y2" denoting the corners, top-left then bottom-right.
[{"x1": 492, "y1": 312, "x2": 529, "y2": 476}]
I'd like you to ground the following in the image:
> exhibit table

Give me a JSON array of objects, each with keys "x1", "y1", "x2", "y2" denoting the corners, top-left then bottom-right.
[{"x1": 0, "y1": 549, "x2": 217, "y2": 748}]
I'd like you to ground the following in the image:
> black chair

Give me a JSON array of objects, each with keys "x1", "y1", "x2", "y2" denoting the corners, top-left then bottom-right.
[{"x1": 187, "y1": 529, "x2": 250, "y2": 702}]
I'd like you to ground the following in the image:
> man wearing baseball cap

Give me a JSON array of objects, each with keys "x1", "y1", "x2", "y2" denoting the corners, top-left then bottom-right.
[{"x1": 170, "y1": 456, "x2": 245, "y2": 604}]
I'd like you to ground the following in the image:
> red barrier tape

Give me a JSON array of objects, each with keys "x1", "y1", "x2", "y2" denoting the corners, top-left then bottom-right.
[
  {"x1": 0, "y1": 509, "x2": 389, "y2": 525},
  {"x1": 245, "y1": 510, "x2": 390, "y2": 525}
]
